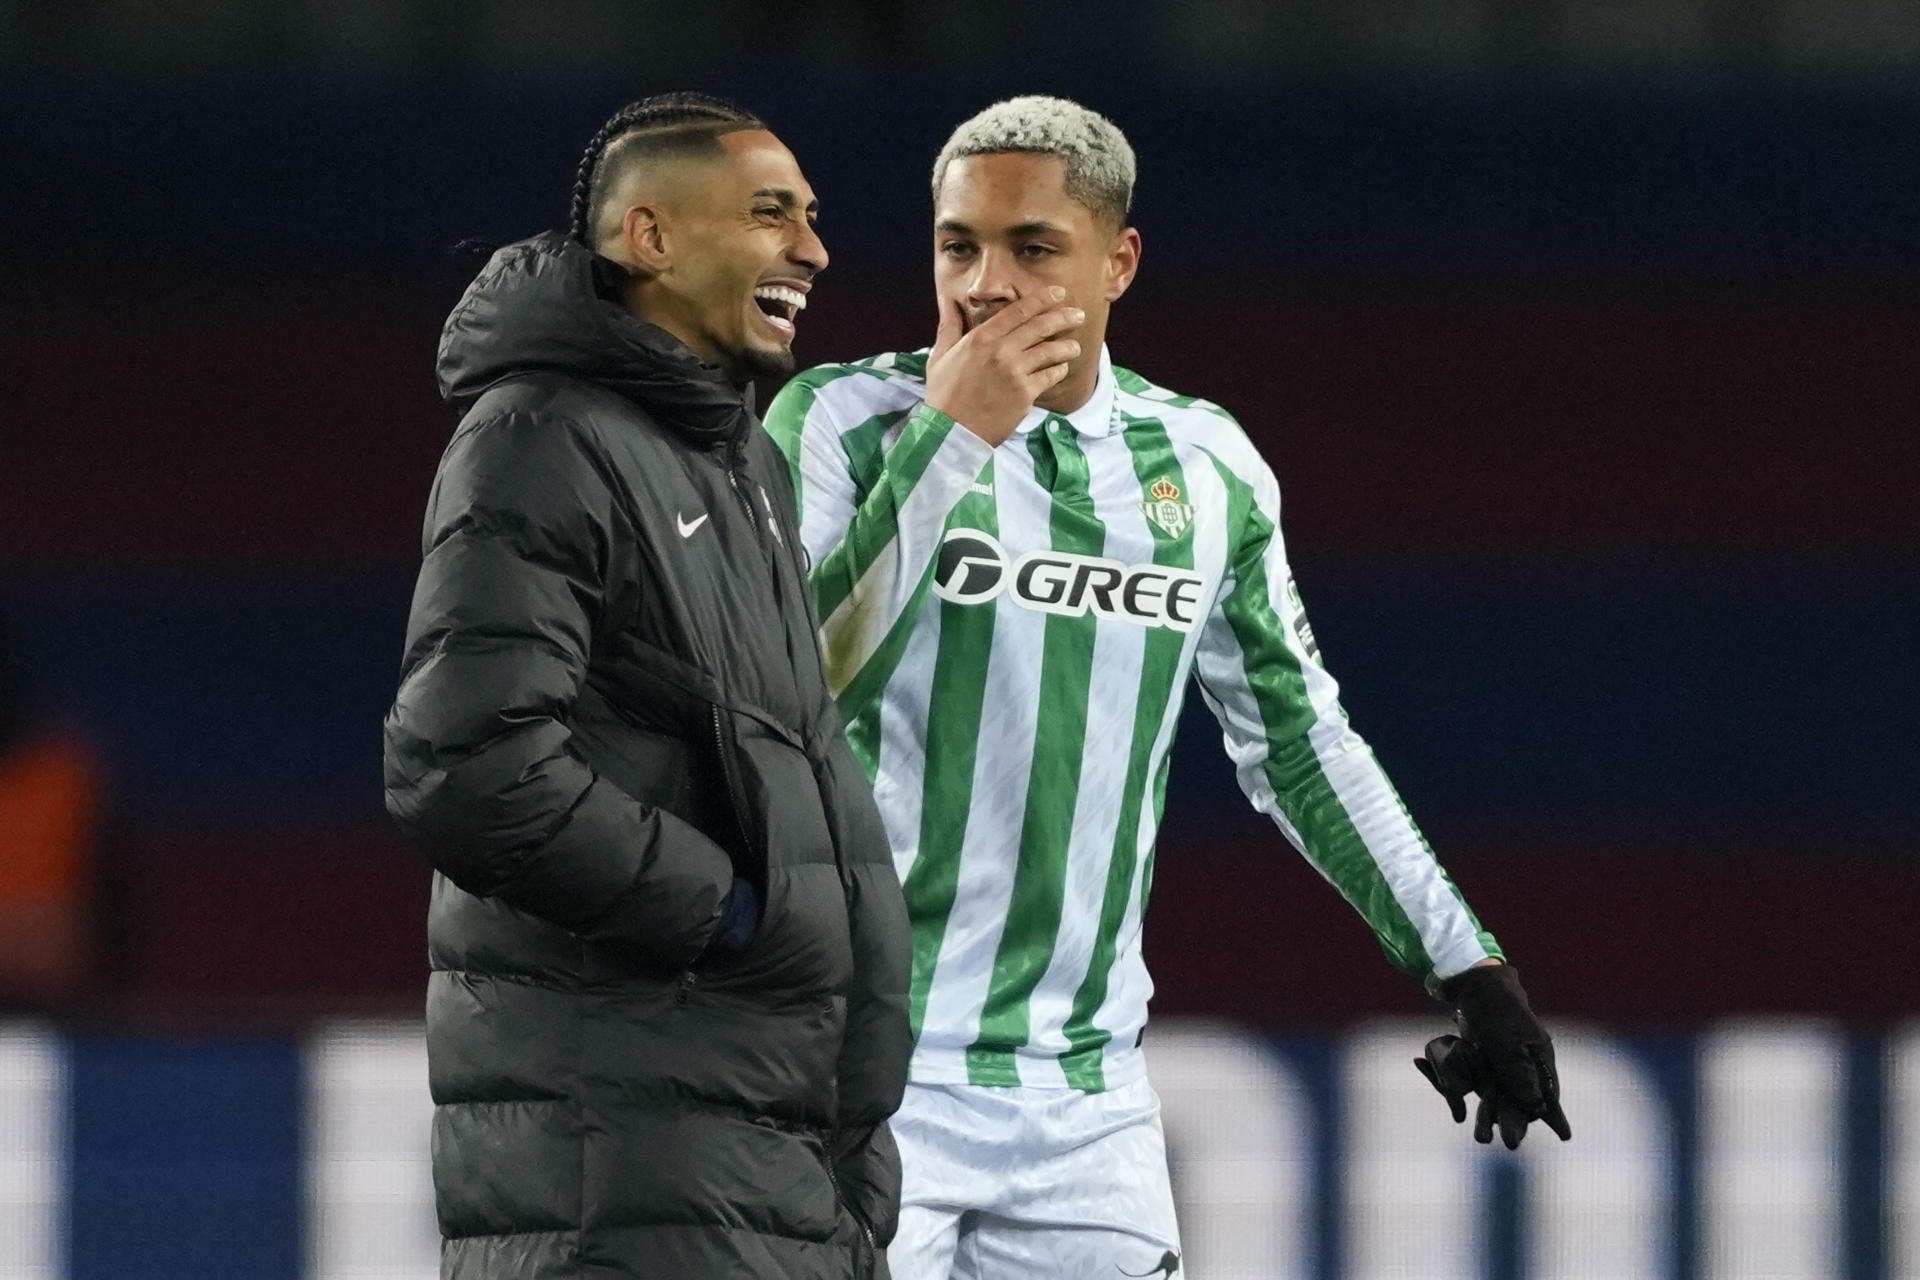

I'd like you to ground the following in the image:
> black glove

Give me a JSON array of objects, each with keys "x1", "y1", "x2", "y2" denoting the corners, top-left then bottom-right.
[{"x1": 1413, "y1": 964, "x2": 1571, "y2": 1149}]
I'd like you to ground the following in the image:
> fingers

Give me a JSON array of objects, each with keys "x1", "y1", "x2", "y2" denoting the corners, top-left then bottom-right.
[
  {"x1": 1414, "y1": 1057, "x2": 1468, "y2": 1123},
  {"x1": 1425, "y1": 1035, "x2": 1485, "y2": 1092},
  {"x1": 954, "y1": 287, "x2": 1048, "y2": 344},
  {"x1": 1004, "y1": 294, "x2": 1084, "y2": 348},
  {"x1": 1528, "y1": 1045, "x2": 1569, "y2": 1139},
  {"x1": 1006, "y1": 338, "x2": 1077, "y2": 402},
  {"x1": 1494, "y1": 1045, "x2": 1565, "y2": 1133},
  {"x1": 968, "y1": 286, "x2": 1082, "y2": 351},
  {"x1": 1488, "y1": 1051, "x2": 1546, "y2": 1113},
  {"x1": 1426, "y1": 1032, "x2": 1570, "y2": 1150},
  {"x1": 1541, "y1": 1096, "x2": 1573, "y2": 1142},
  {"x1": 1532, "y1": 1045, "x2": 1562, "y2": 1103},
  {"x1": 931, "y1": 292, "x2": 965, "y2": 359},
  {"x1": 1414, "y1": 1039, "x2": 1474, "y2": 1124},
  {"x1": 1496, "y1": 1099, "x2": 1529, "y2": 1150},
  {"x1": 1472, "y1": 1092, "x2": 1526, "y2": 1149},
  {"x1": 1017, "y1": 337, "x2": 1082, "y2": 378},
  {"x1": 971, "y1": 284, "x2": 1066, "y2": 336},
  {"x1": 1473, "y1": 1092, "x2": 1569, "y2": 1149}
]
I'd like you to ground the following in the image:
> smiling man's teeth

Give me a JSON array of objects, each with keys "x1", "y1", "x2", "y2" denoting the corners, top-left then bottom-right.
[{"x1": 753, "y1": 285, "x2": 808, "y2": 312}]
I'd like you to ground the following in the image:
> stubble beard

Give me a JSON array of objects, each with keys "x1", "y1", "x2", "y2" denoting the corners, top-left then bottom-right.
[{"x1": 740, "y1": 345, "x2": 796, "y2": 379}]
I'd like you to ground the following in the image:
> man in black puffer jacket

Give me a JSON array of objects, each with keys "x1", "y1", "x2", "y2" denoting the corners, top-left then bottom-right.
[{"x1": 382, "y1": 93, "x2": 910, "y2": 1279}]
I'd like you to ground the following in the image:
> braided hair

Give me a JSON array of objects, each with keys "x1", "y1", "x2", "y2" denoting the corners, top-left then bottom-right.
[{"x1": 569, "y1": 92, "x2": 764, "y2": 248}]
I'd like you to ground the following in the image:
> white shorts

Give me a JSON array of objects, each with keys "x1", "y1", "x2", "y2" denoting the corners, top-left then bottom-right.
[{"x1": 888, "y1": 1078, "x2": 1183, "y2": 1280}]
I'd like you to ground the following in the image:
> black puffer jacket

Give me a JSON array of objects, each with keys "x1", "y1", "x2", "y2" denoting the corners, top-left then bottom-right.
[{"x1": 383, "y1": 232, "x2": 910, "y2": 1279}]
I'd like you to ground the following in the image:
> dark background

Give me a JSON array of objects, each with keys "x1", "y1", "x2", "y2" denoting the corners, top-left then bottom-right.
[{"x1": 3, "y1": 0, "x2": 1915, "y2": 1034}]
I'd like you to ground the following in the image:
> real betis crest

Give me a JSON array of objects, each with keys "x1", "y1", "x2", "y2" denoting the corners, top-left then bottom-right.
[{"x1": 1141, "y1": 476, "x2": 1194, "y2": 539}]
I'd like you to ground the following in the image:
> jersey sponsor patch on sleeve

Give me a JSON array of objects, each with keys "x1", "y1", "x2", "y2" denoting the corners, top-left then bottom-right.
[{"x1": 1286, "y1": 573, "x2": 1321, "y2": 662}]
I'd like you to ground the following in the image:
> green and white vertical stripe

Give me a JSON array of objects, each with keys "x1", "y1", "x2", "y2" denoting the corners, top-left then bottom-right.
[
  {"x1": 764, "y1": 349, "x2": 1499, "y2": 1093},
  {"x1": 766, "y1": 355, "x2": 995, "y2": 722}
]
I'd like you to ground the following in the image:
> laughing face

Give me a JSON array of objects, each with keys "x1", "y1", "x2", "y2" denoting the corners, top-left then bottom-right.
[{"x1": 636, "y1": 129, "x2": 826, "y2": 380}]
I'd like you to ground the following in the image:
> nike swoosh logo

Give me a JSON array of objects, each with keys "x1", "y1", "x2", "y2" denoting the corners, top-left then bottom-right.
[{"x1": 676, "y1": 512, "x2": 710, "y2": 538}]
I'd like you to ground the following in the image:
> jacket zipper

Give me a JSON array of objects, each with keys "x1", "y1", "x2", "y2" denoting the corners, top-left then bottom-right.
[
  {"x1": 823, "y1": 1147, "x2": 878, "y2": 1274},
  {"x1": 723, "y1": 454, "x2": 760, "y2": 534},
  {"x1": 710, "y1": 704, "x2": 756, "y2": 859},
  {"x1": 719, "y1": 451, "x2": 869, "y2": 1273}
]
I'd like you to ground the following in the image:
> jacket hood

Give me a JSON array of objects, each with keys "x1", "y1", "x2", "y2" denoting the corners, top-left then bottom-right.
[{"x1": 436, "y1": 230, "x2": 753, "y2": 446}]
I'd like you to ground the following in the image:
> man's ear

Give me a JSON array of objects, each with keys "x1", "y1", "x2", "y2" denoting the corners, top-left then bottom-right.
[
  {"x1": 620, "y1": 204, "x2": 670, "y2": 276},
  {"x1": 1105, "y1": 226, "x2": 1142, "y2": 303}
]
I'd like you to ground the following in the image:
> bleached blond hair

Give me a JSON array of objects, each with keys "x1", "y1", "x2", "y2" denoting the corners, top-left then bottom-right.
[{"x1": 931, "y1": 95, "x2": 1136, "y2": 229}]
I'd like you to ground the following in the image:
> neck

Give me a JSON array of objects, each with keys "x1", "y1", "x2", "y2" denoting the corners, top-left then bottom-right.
[
  {"x1": 623, "y1": 277, "x2": 739, "y2": 378},
  {"x1": 1034, "y1": 353, "x2": 1100, "y2": 416}
]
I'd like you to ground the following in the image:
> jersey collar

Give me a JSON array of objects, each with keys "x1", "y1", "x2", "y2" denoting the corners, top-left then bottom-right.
[{"x1": 1012, "y1": 346, "x2": 1120, "y2": 440}]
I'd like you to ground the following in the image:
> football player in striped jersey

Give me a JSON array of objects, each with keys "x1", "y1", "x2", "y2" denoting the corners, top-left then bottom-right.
[{"x1": 766, "y1": 95, "x2": 1568, "y2": 1279}]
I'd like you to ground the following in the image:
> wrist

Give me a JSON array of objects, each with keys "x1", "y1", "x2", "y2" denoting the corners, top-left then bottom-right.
[
  {"x1": 921, "y1": 393, "x2": 1019, "y2": 447},
  {"x1": 906, "y1": 402, "x2": 997, "y2": 472},
  {"x1": 1440, "y1": 961, "x2": 1520, "y2": 1006},
  {"x1": 910, "y1": 401, "x2": 961, "y2": 437}
]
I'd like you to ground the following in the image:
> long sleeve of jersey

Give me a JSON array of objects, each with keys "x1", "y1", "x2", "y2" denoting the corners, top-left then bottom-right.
[
  {"x1": 764, "y1": 369, "x2": 994, "y2": 721},
  {"x1": 1190, "y1": 443, "x2": 1501, "y2": 988}
]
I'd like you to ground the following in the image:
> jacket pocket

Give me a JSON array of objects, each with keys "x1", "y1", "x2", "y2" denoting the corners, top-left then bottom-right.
[
  {"x1": 727, "y1": 723, "x2": 839, "y2": 875},
  {"x1": 703, "y1": 715, "x2": 852, "y2": 994}
]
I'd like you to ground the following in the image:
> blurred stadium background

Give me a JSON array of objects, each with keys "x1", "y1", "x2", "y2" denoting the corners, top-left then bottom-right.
[{"x1": 2, "y1": 1, "x2": 1916, "y2": 1276}]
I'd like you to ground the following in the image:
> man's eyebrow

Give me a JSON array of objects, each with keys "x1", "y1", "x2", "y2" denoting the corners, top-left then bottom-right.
[
  {"x1": 934, "y1": 218, "x2": 1067, "y2": 237},
  {"x1": 753, "y1": 187, "x2": 820, "y2": 215}
]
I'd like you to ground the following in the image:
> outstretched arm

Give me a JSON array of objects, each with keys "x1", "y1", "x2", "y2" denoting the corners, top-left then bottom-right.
[
  {"x1": 1190, "y1": 433, "x2": 1567, "y2": 1144},
  {"x1": 1189, "y1": 439, "x2": 1500, "y2": 987}
]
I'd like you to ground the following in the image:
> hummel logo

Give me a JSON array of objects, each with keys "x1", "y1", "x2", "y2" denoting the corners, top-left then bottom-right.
[
  {"x1": 676, "y1": 512, "x2": 710, "y2": 538},
  {"x1": 1119, "y1": 1251, "x2": 1180, "y2": 1278},
  {"x1": 969, "y1": 481, "x2": 994, "y2": 496}
]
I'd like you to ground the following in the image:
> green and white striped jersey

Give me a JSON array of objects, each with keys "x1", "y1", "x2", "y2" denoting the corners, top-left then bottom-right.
[{"x1": 765, "y1": 347, "x2": 1499, "y2": 1093}]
